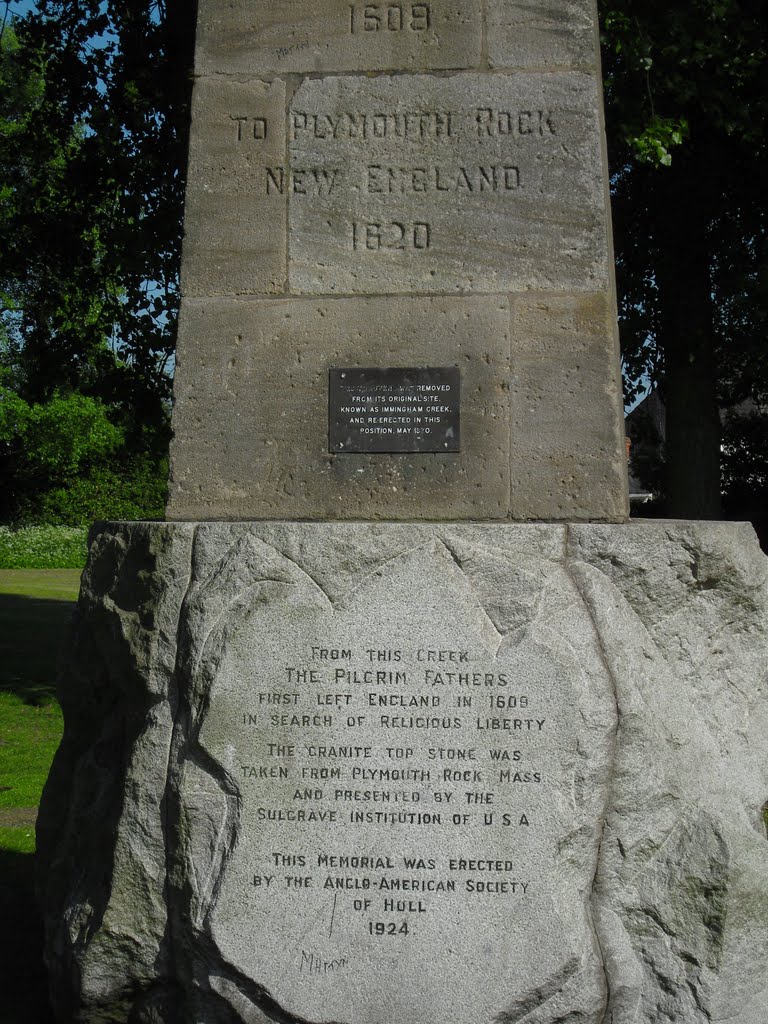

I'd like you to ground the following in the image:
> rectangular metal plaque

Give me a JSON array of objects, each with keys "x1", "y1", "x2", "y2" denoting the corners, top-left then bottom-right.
[{"x1": 329, "y1": 367, "x2": 460, "y2": 453}]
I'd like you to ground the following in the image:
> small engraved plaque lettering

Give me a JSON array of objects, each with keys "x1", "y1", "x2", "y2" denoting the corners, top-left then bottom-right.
[{"x1": 329, "y1": 367, "x2": 460, "y2": 453}]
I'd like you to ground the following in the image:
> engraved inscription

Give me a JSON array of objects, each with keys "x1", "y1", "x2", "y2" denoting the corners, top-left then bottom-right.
[
  {"x1": 194, "y1": 0, "x2": 483, "y2": 75},
  {"x1": 292, "y1": 109, "x2": 456, "y2": 141},
  {"x1": 351, "y1": 221, "x2": 431, "y2": 251},
  {"x1": 329, "y1": 367, "x2": 459, "y2": 453},
  {"x1": 262, "y1": 164, "x2": 523, "y2": 198},
  {"x1": 475, "y1": 107, "x2": 556, "y2": 137},
  {"x1": 289, "y1": 108, "x2": 554, "y2": 141},
  {"x1": 288, "y1": 74, "x2": 608, "y2": 293},
  {"x1": 200, "y1": 539, "x2": 609, "y2": 1024},
  {"x1": 236, "y1": 641, "x2": 546, "y2": 894},
  {"x1": 266, "y1": 167, "x2": 341, "y2": 196},
  {"x1": 366, "y1": 164, "x2": 521, "y2": 193},
  {"x1": 213, "y1": 624, "x2": 559, "y2": 1024},
  {"x1": 349, "y1": 3, "x2": 431, "y2": 33},
  {"x1": 231, "y1": 115, "x2": 268, "y2": 141}
]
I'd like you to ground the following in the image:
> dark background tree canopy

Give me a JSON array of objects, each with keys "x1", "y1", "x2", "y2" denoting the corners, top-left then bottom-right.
[
  {"x1": 601, "y1": 0, "x2": 768, "y2": 535},
  {"x1": 0, "y1": 0, "x2": 195, "y2": 523},
  {"x1": 1, "y1": 0, "x2": 766, "y2": 536}
]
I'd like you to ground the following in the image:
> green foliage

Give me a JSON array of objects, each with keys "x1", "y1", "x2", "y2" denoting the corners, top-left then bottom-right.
[
  {"x1": 0, "y1": 525, "x2": 87, "y2": 567},
  {"x1": 601, "y1": 0, "x2": 768, "y2": 393},
  {"x1": 22, "y1": 392, "x2": 123, "y2": 479},
  {"x1": 0, "y1": 384, "x2": 166, "y2": 523},
  {"x1": 601, "y1": 0, "x2": 767, "y2": 159},
  {"x1": 0, "y1": 4, "x2": 194, "y2": 414},
  {"x1": 628, "y1": 116, "x2": 688, "y2": 167},
  {"x1": 600, "y1": 0, "x2": 768, "y2": 518},
  {"x1": 0, "y1": 378, "x2": 28, "y2": 436},
  {"x1": 721, "y1": 411, "x2": 768, "y2": 493},
  {"x1": 0, "y1": 692, "x2": 63, "y2": 806},
  {"x1": 35, "y1": 457, "x2": 167, "y2": 524},
  {"x1": 0, "y1": 2, "x2": 191, "y2": 524}
]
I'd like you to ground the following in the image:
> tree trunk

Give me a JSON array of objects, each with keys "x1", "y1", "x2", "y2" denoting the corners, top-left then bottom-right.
[{"x1": 654, "y1": 151, "x2": 722, "y2": 519}]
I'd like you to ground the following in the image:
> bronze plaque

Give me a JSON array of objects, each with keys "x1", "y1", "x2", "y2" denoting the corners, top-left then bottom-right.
[{"x1": 329, "y1": 368, "x2": 460, "y2": 453}]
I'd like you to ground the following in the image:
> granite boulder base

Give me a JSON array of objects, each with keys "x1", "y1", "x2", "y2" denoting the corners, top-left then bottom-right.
[{"x1": 38, "y1": 521, "x2": 768, "y2": 1024}]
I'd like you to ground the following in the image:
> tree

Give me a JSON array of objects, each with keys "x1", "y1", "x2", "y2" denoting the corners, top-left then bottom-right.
[
  {"x1": 600, "y1": 0, "x2": 768, "y2": 520},
  {"x1": 0, "y1": 378, "x2": 168, "y2": 522},
  {"x1": 0, "y1": 0, "x2": 197, "y2": 520},
  {"x1": 0, "y1": 0, "x2": 196, "y2": 436}
]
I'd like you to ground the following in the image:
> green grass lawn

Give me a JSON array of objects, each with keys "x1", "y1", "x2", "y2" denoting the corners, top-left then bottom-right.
[
  {"x1": 0, "y1": 569, "x2": 82, "y2": 706},
  {"x1": 0, "y1": 569, "x2": 80, "y2": 1023},
  {"x1": 0, "y1": 695, "x2": 64, "y2": 848},
  {"x1": 0, "y1": 568, "x2": 83, "y2": 601}
]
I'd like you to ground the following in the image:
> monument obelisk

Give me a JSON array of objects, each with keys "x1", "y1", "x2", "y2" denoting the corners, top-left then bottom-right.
[
  {"x1": 37, "y1": 3, "x2": 768, "y2": 1023},
  {"x1": 166, "y1": 0, "x2": 628, "y2": 522}
]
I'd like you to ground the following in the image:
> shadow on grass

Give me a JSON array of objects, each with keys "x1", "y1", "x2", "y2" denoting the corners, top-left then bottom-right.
[
  {"x1": 0, "y1": 594, "x2": 76, "y2": 705},
  {"x1": 0, "y1": 849, "x2": 56, "y2": 1023}
]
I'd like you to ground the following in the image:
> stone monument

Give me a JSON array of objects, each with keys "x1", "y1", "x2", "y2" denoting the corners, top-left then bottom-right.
[
  {"x1": 37, "y1": 2, "x2": 768, "y2": 1023},
  {"x1": 166, "y1": 0, "x2": 628, "y2": 522}
]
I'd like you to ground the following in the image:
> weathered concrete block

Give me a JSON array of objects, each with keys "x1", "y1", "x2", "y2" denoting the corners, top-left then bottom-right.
[
  {"x1": 168, "y1": 294, "x2": 512, "y2": 521},
  {"x1": 38, "y1": 521, "x2": 768, "y2": 1023},
  {"x1": 487, "y1": 0, "x2": 599, "y2": 70},
  {"x1": 172, "y1": 0, "x2": 628, "y2": 521},
  {"x1": 181, "y1": 77, "x2": 287, "y2": 297},
  {"x1": 194, "y1": 0, "x2": 484, "y2": 75},
  {"x1": 167, "y1": 291, "x2": 627, "y2": 523},
  {"x1": 509, "y1": 292, "x2": 627, "y2": 520},
  {"x1": 286, "y1": 73, "x2": 608, "y2": 295}
]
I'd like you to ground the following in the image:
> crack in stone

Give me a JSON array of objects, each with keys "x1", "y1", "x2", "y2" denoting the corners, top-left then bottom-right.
[
  {"x1": 685, "y1": 978, "x2": 712, "y2": 1020},
  {"x1": 564, "y1": 525, "x2": 623, "y2": 1024},
  {"x1": 255, "y1": 536, "x2": 336, "y2": 610},
  {"x1": 159, "y1": 522, "x2": 199, "y2": 1015},
  {"x1": 634, "y1": 906, "x2": 677, "y2": 940},
  {"x1": 437, "y1": 536, "x2": 511, "y2": 655},
  {"x1": 314, "y1": 536, "x2": 439, "y2": 610},
  {"x1": 184, "y1": 534, "x2": 326, "y2": 686},
  {"x1": 493, "y1": 956, "x2": 580, "y2": 1023},
  {"x1": 190, "y1": 577, "x2": 296, "y2": 684},
  {"x1": 183, "y1": 743, "x2": 243, "y2": 931},
  {"x1": 210, "y1": 962, "x2": 352, "y2": 1024}
]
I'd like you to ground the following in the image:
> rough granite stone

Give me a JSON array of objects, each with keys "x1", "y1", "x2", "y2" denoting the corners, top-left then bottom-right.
[
  {"x1": 38, "y1": 521, "x2": 768, "y2": 1023},
  {"x1": 36, "y1": 522, "x2": 196, "y2": 1021}
]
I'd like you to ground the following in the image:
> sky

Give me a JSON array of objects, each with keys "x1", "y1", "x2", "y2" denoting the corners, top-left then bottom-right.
[{"x1": 5, "y1": 0, "x2": 37, "y2": 18}]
